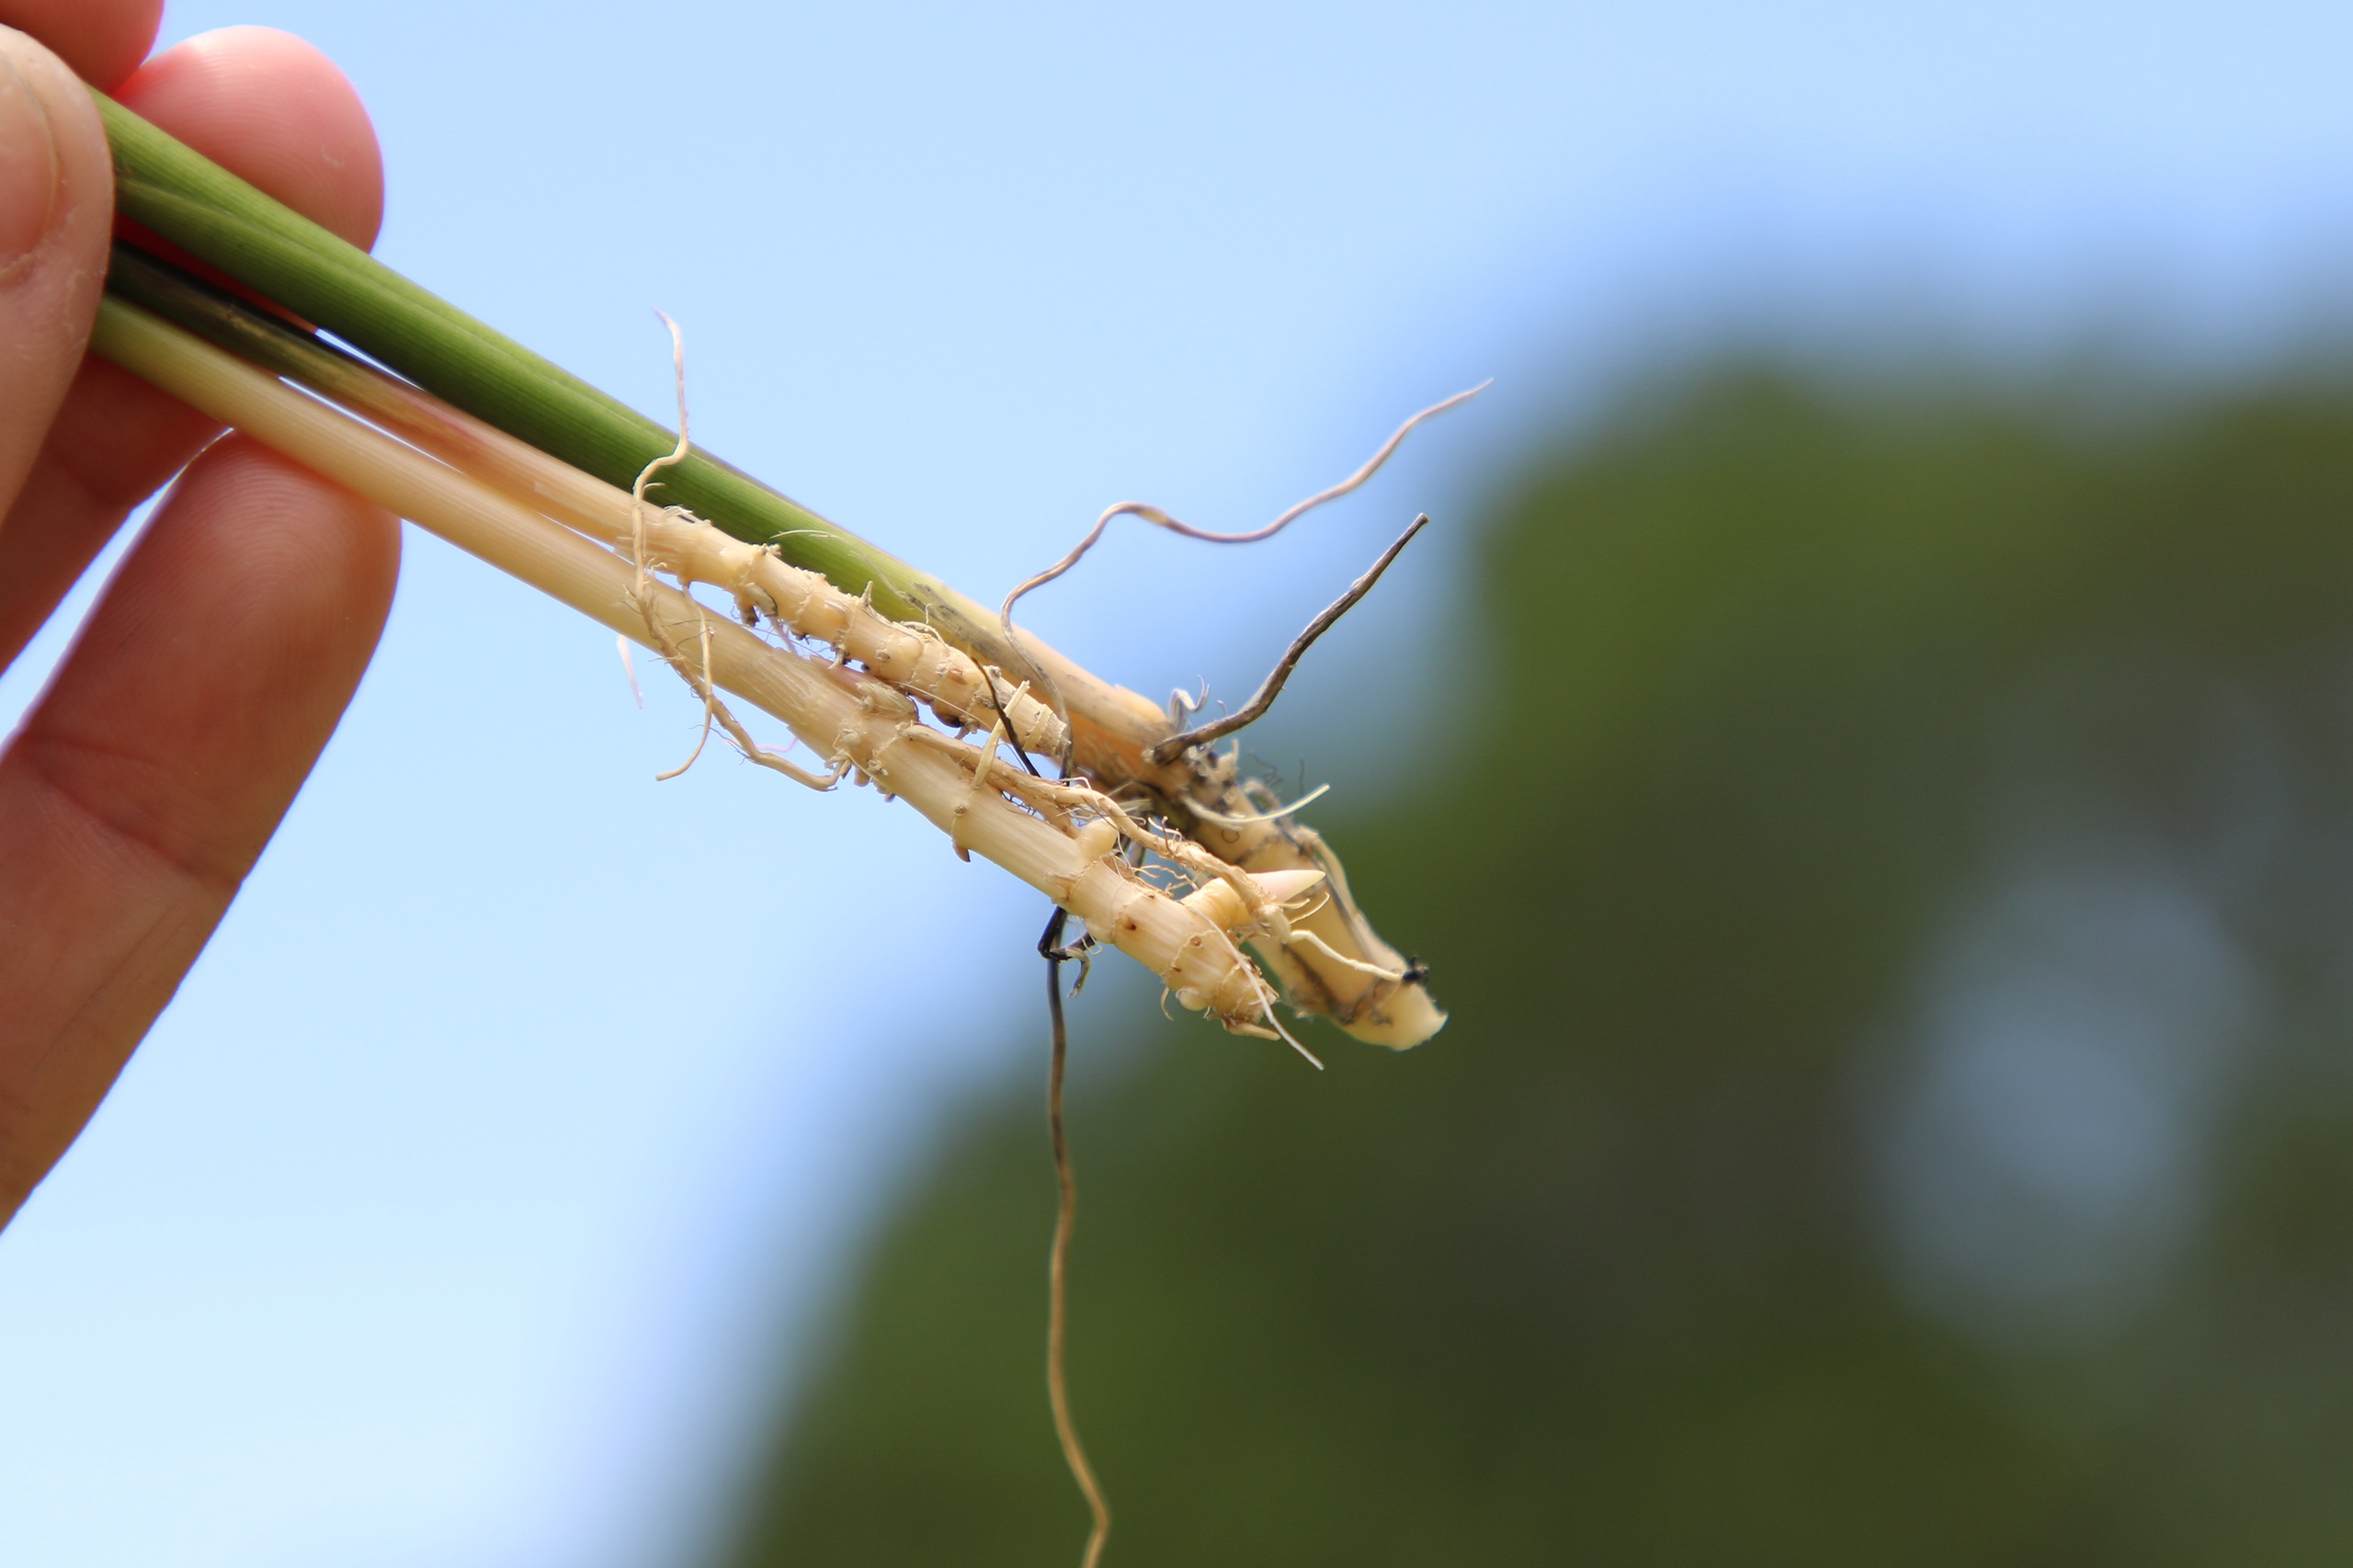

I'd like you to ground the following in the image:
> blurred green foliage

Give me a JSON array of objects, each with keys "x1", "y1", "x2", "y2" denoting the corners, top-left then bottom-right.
[{"x1": 723, "y1": 365, "x2": 2353, "y2": 1565}]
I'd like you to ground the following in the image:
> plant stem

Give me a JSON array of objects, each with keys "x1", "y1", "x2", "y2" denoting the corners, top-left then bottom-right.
[
  {"x1": 88, "y1": 292, "x2": 1295, "y2": 1030},
  {"x1": 95, "y1": 90, "x2": 1174, "y2": 775},
  {"x1": 95, "y1": 93, "x2": 890, "y2": 603},
  {"x1": 91, "y1": 98, "x2": 1449, "y2": 1048},
  {"x1": 105, "y1": 244, "x2": 1077, "y2": 754}
]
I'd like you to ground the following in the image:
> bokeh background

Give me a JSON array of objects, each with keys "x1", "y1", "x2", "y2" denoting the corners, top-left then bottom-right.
[{"x1": 6, "y1": 2, "x2": 2353, "y2": 1564}]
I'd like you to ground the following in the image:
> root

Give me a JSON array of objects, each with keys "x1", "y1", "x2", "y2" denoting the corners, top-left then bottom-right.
[
  {"x1": 950, "y1": 699, "x2": 1010, "y2": 860},
  {"x1": 1284, "y1": 926, "x2": 1407, "y2": 985},
  {"x1": 654, "y1": 612, "x2": 721, "y2": 781},
  {"x1": 1143, "y1": 513, "x2": 1428, "y2": 764},
  {"x1": 631, "y1": 313, "x2": 846, "y2": 793},
  {"x1": 1185, "y1": 781, "x2": 1329, "y2": 828},
  {"x1": 1040, "y1": 909, "x2": 1112, "y2": 1568},
  {"x1": 998, "y1": 382, "x2": 1485, "y2": 638},
  {"x1": 616, "y1": 633, "x2": 644, "y2": 708},
  {"x1": 1226, "y1": 1010, "x2": 1324, "y2": 1068}
]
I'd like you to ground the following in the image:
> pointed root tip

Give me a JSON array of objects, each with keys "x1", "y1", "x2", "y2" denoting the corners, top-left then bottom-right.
[{"x1": 1251, "y1": 867, "x2": 1328, "y2": 905}]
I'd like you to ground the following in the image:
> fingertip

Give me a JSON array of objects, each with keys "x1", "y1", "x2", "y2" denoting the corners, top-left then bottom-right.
[
  {"x1": 117, "y1": 25, "x2": 383, "y2": 250},
  {"x1": 0, "y1": 0, "x2": 163, "y2": 89}
]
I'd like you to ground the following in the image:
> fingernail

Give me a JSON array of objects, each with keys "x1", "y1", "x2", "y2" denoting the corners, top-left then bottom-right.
[{"x1": 0, "y1": 36, "x2": 62, "y2": 274}]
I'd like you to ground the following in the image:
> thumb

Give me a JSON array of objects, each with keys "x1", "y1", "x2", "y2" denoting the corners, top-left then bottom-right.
[{"x1": 0, "y1": 25, "x2": 112, "y2": 522}]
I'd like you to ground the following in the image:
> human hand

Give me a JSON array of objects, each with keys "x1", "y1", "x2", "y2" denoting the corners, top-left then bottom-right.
[{"x1": 0, "y1": 3, "x2": 397, "y2": 1223}]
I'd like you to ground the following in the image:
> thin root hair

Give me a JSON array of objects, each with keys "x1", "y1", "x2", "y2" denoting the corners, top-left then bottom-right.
[
  {"x1": 1144, "y1": 512, "x2": 1430, "y2": 764},
  {"x1": 629, "y1": 315, "x2": 845, "y2": 793},
  {"x1": 997, "y1": 381, "x2": 1484, "y2": 639},
  {"x1": 1040, "y1": 905, "x2": 1113, "y2": 1568}
]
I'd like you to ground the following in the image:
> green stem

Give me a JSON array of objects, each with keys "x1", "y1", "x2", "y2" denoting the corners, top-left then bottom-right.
[{"x1": 95, "y1": 89, "x2": 925, "y2": 619}]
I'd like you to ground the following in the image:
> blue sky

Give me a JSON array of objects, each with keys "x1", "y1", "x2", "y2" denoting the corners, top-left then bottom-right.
[{"x1": 4, "y1": 2, "x2": 2352, "y2": 1564}]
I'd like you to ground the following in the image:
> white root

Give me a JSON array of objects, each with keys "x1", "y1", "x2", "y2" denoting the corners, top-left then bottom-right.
[
  {"x1": 1187, "y1": 780, "x2": 1331, "y2": 827},
  {"x1": 949, "y1": 700, "x2": 1009, "y2": 861},
  {"x1": 91, "y1": 299, "x2": 1306, "y2": 1040},
  {"x1": 615, "y1": 633, "x2": 644, "y2": 707},
  {"x1": 652, "y1": 611, "x2": 721, "y2": 781},
  {"x1": 1282, "y1": 926, "x2": 1408, "y2": 984},
  {"x1": 626, "y1": 313, "x2": 845, "y2": 793}
]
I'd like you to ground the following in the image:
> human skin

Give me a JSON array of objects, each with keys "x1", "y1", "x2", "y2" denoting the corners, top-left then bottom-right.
[{"x1": 0, "y1": 2, "x2": 397, "y2": 1223}]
